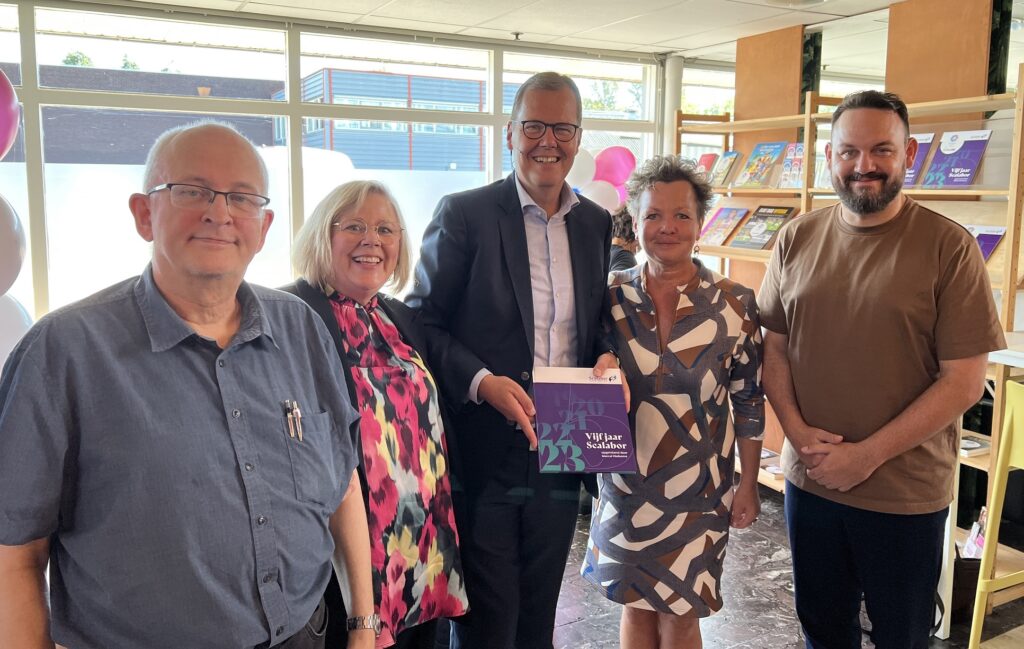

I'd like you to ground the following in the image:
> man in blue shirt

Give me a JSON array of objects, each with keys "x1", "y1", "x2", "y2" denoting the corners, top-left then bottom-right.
[{"x1": 0, "y1": 123, "x2": 376, "y2": 648}]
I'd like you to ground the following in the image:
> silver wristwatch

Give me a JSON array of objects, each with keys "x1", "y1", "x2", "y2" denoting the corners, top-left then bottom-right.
[{"x1": 346, "y1": 613, "x2": 382, "y2": 636}]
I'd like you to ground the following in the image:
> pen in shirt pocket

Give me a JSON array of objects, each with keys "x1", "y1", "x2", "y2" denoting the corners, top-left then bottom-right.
[{"x1": 282, "y1": 400, "x2": 304, "y2": 442}]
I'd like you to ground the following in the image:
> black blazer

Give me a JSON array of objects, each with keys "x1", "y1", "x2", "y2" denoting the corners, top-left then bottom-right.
[{"x1": 406, "y1": 174, "x2": 614, "y2": 498}]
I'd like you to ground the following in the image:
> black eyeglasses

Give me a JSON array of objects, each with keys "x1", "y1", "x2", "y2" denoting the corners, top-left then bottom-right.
[
  {"x1": 147, "y1": 183, "x2": 270, "y2": 218},
  {"x1": 513, "y1": 120, "x2": 580, "y2": 142}
]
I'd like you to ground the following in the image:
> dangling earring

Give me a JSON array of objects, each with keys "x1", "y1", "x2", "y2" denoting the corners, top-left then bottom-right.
[{"x1": 693, "y1": 243, "x2": 701, "y2": 256}]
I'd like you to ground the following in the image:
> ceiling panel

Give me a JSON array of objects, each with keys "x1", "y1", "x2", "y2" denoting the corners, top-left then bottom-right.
[
  {"x1": 245, "y1": 0, "x2": 388, "y2": 12},
  {"x1": 242, "y1": 3, "x2": 364, "y2": 22},
  {"x1": 356, "y1": 14, "x2": 468, "y2": 34},
  {"x1": 370, "y1": 0, "x2": 536, "y2": 26},
  {"x1": 456, "y1": 26, "x2": 561, "y2": 43},
  {"x1": 477, "y1": 0, "x2": 681, "y2": 37}
]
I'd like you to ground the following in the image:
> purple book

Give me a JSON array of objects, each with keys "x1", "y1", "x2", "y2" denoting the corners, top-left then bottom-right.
[
  {"x1": 967, "y1": 225, "x2": 1006, "y2": 261},
  {"x1": 922, "y1": 130, "x2": 992, "y2": 188},
  {"x1": 533, "y1": 367, "x2": 637, "y2": 474},
  {"x1": 904, "y1": 132, "x2": 933, "y2": 187}
]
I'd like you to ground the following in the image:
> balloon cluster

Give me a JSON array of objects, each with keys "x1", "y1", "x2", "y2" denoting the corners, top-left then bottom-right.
[
  {"x1": 0, "y1": 69, "x2": 31, "y2": 366},
  {"x1": 567, "y1": 146, "x2": 636, "y2": 212}
]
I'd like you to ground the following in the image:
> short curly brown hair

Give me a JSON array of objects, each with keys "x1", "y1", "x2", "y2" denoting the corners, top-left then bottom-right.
[{"x1": 626, "y1": 155, "x2": 713, "y2": 225}]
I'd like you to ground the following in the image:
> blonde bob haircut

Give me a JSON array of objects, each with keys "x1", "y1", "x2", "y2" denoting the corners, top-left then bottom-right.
[{"x1": 292, "y1": 180, "x2": 411, "y2": 295}]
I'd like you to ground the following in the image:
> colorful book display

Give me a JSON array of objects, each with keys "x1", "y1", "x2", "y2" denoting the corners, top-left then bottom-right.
[
  {"x1": 710, "y1": 151, "x2": 741, "y2": 186},
  {"x1": 729, "y1": 205, "x2": 796, "y2": 250},
  {"x1": 696, "y1": 152, "x2": 719, "y2": 175},
  {"x1": 778, "y1": 142, "x2": 805, "y2": 189},
  {"x1": 922, "y1": 129, "x2": 992, "y2": 188},
  {"x1": 965, "y1": 225, "x2": 1007, "y2": 261},
  {"x1": 904, "y1": 132, "x2": 934, "y2": 187},
  {"x1": 700, "y1": 206, "x2": 748, "y2": 246},
  {"x1": 533, "y1": 367, "x2": 637, "y2": 474},
  {"x1": 735, "y1": 142, "x2": 788, "y2": 188}
]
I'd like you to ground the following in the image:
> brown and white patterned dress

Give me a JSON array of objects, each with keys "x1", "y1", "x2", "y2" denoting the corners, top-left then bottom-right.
[{"x1": 581, "y1": 260, "x2": 764, "y2": 617}]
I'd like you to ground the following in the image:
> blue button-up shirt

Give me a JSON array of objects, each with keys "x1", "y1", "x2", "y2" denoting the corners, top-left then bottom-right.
[
  {"x1": 0, "y1": 267, "x2": 359, "y2": 649},
  {"x1": 514, "y1": 174, "x2": 579, "y2": 369}
]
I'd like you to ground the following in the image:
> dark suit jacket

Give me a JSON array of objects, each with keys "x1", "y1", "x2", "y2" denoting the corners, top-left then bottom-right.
[{"x1": 406, "y1": 173, "x2": 614, "y2": 498}]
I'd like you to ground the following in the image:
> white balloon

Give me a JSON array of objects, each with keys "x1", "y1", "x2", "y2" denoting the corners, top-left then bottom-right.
[
  {"x1": 0, "y1": 294, "x2": 32, "y2": 369},
  {"x1": 566, "y1": 149, "x2": 596, "y2": 188},
  {"x1": 580, "y1": 180, "x2": 621, "y2": 212},
  {"x1": 0, "y1": 193, "x2": 25, "y2": 296}
]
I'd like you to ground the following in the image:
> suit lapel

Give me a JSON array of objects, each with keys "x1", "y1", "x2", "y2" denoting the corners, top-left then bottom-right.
[
  {"x1": 566, "y1": 205, "x2": 593, "y2": 364},
  {"x1": 296, "y1": 279, "x2": 352, "y2": 375},
  {"x1": 497, "y1": 175, "x2": 535, "y2": 358}
]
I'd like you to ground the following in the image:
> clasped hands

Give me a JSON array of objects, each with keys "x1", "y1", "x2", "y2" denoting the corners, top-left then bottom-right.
[
  {"x1": 478, "y1": 352, "x2": 628, "y2": 450},
  {"x1": 794, "y1": 425, "x2": 881, "y2": 493}
]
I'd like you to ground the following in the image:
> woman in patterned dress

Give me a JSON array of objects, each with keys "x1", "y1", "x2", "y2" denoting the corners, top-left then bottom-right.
[
  {"x1": 284, "y1": 181, "x2": 468, "y2": 649},
  {"x1": 581, "y1": 156, "x2": 765, "y2": 649}
]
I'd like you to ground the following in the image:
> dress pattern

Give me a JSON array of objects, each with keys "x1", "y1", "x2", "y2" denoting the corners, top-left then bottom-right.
[
  {"x1": 581, "y1": 261, "x2": 764, "y2": 617},
  {"x1": 331, "y1": 295, "x2": 468, "y2": 647}
]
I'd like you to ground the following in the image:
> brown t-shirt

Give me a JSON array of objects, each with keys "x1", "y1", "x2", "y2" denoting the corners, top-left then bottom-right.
[{"x1": 758, "y1": 198, "x2": 1005, "y2": 514}]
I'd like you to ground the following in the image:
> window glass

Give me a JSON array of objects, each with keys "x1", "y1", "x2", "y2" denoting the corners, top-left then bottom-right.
[
  {"x1": 35, "y1": 8, "x2": 286, "y2": 100},
  {"x1": 299, "y1": 34, "x2": 489, "y2": 113},
  {"x1": 0, "y1": 4, "x2": 19, "y2": 85},
  {"x1": 42, "y1": 108, "x2": 290, "y2": 309},
  {"x1": 504, "y1": 52, "x2": 650, "y2": 121},
  {"x1": 301, "y1": 119, "x2": 489, "y2": 291},
  {"x1": 1, "y1": 108, "x2": 30, "y2": 314}
]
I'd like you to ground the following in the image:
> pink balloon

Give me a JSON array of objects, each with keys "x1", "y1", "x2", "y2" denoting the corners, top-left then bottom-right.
[
  {"x1": 0, "y1": 69, "x2": 19, "y2": 161},
  {"x1": 616, "y1": 184, "x2": 628, "y2": 205},
  {"x1": 593, "y1": 146, "x2": 636, "y2": 187}
]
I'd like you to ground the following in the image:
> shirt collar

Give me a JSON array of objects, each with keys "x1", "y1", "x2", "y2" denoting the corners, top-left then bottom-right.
[
  {"x1": 513, "y1": 172, "x2": 579, "y2": 221},
  {"x1": 134, "y1": 264, "x2": 274, "y2": 352}
]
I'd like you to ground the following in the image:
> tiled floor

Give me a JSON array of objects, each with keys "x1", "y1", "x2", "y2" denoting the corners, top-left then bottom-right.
[{"x1": 552, "y1": 487, "x2": 1024, "y2": 649}]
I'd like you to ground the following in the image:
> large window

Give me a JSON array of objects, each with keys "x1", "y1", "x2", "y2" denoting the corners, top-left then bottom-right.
[
  {"x1": 35, "y1": 8, "x2": 286, "y2": 100},
  {"x1": 3, "y1": 3, "x2": 658, "y2": 317}
]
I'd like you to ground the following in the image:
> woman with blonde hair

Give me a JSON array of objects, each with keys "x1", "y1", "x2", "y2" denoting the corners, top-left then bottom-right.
[{"x1": 284, "y1": 180, "x2": 467, "y2": 649}]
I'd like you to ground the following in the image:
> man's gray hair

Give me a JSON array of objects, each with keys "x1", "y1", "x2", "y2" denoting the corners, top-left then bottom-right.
[
  {"x1": 510, "y1": 72, "x2": 583, "y2": 125},
  {"x1": 141, "y1": 120, "x2": 269, "y2": 192},
  {"x1": 626, "y1": 155, "x2": 713, "y2": 225}
]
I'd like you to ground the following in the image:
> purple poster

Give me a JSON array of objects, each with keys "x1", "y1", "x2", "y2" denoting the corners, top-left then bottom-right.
[
  {"x1": 533, "y1": 367, "x2": 636, "y2": 474},
  {"x1": 904, "y1": 132, "x2": 933, "y2": 187},
  {"x1": 922, "y1": 130, "x2": 991, "y2": 188}
]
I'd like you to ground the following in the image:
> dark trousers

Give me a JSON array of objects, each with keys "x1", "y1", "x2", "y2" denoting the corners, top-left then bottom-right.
[
  {"x1": 450, "y1": 447, "x2": 581, "y2": 649},
  {"x1": 784, "y1": 482, "x2": 947, "y2": 649}
]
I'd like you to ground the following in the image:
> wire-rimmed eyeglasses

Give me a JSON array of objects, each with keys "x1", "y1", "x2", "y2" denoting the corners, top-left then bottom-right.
[{"x1": 332, "y1": 219, "x2": 404, "y2": 243}]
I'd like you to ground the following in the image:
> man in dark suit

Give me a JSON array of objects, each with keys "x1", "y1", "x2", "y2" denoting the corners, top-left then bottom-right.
[{"x1": 406, "y1": 72, "x2": 617, "y2": 649}]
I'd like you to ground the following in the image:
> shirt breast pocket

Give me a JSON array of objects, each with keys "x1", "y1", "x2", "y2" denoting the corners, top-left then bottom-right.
[{"x1": 285, "y1": 409, "x2": 338, "y2": 508}]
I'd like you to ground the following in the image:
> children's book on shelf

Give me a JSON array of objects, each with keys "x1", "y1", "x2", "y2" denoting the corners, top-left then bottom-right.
[
  {"x1": 965, "y1": 225, "x2": 1007, "y2": 261},
  {"x1": 961, "y1": 506, "x2": 988, "y2": 559},
  {"x1": 778, "y1": 142, "x2": 805, "y2": 189},
  {"x1": 734, "y1": 142, "x2": 788, "y2": 188},
  {"x1": 700, "y1": 206, "x2": 749, "y2": 246},
  {"x1": 533, "y1": 367, "x2": 637, "y2": 474},
  {"x1": 696, "y1": 152, "x2": 719, "y2": 175},
  {"x1": 960, "y1": 433, "x2": 991, "y2": 458},
  {"x1": 729, "y1": 205, "x2": 796, "y2": 250},
  {"x1": 922, "y1": 129, "x2": 992, "y2": 188},
  {"x1": 813, "y1": 154, "x2": 831, "y2": 189},
  {"x1": 904, "y1": 132, "x2": 934, "y2": 187},
  {"x1": 710, "y1": 151, "x2": 742, "y2": 186}
]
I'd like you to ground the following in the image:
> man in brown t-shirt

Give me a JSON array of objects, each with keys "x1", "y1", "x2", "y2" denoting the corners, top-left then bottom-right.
[{"x1": 759, "y1": 91, "x2": 1005, "y2": 649}]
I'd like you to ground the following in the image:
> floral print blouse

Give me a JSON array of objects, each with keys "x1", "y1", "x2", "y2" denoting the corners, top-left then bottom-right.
[{"x1": 330, "y1": 294, "x2": 468, "y2": 648}]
